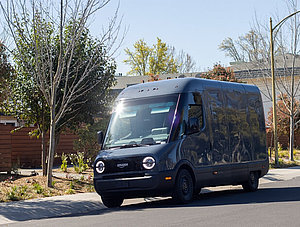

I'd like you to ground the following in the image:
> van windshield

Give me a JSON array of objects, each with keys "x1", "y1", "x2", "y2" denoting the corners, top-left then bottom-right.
[{"x1": 103, "y1": 94, "x2": 179, "y2": 149}]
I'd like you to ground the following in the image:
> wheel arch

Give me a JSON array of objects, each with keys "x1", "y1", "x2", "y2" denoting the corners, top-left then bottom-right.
[{"x1": 174, "y1": 160, "x2": 196, "y2": 187}]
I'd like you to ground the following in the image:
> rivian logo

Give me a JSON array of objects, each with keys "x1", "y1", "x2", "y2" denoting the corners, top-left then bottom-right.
[{"x1": 117, "y1": 163, "x2": 129, "y2": 168}]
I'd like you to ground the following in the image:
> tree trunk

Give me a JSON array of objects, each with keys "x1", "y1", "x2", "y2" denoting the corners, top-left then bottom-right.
[
  {"x1": 47, "y1": 106, "x2": 56, "y2": 187},
  {"x1": 41, "y1": 101, "x2": 47, "y2": 176},
  {"x1": 41, "y1": 130, "x2": 47, "y2": 176},
  {"x1": 289, "y1": 114, "x2": 295, "y2": 161}
]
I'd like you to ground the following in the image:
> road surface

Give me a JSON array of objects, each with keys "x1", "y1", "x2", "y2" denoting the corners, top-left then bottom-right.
[{"x1": 4, "y1": 170, "x2": 300, "y2": 227}]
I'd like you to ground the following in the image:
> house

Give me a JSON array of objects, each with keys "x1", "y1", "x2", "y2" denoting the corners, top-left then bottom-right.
[{"x1": 0, "y1": 114, "x2": 18, "y2": 126}]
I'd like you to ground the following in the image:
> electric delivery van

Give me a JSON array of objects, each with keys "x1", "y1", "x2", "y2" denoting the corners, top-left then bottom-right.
[{"x1": 93, "y1": 78, "x2": 269, "y2": 208}]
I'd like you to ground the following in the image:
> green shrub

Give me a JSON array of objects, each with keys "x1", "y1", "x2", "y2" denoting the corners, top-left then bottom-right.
[
  {"x1": 65, "y1": 189, "x2": 75, "y2": 194},
  {"x1": 85, "y1": 184, "x2": 95, "y2": 192},
  {"x1": 60, "y1": 153, "x2": 68, "y2": 172},
  {"x1": 70, "y1": 181, "x2": 75, "y2": 189},
  {"x1": 7, "y1": 185, "x2": 28, "y2": 201},
  {"x1": 69, "y1": 152, "x2": 89, "y2": 174},
  {"x1": 7, "y1": 186, "x2": 19, "y2": 201},
  {"x1": 278, "y1": 142, "x2": 283, "y2": 152},
  {"x1": 33, "y1": 183, "x2": 44, "y2": 194}
]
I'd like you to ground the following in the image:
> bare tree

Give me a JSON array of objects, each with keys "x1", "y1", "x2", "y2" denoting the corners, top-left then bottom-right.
[
  {"x1": 219, "y1": 37, "x2": 244, "y2": 62},
  {"x1": 219, "y1": 30, "x2": 266, "y2": 63},
  {"x1": 176, "y1": 50, "x2": 197, "y2": 73},
  {"x1": 1, "y1": 0, "x2": 122, "y2": 186}
]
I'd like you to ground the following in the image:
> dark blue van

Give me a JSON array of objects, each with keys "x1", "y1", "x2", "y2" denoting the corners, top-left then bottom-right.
[{"x1": 93, "y1": 78, "x2": 269, "y2": 208}]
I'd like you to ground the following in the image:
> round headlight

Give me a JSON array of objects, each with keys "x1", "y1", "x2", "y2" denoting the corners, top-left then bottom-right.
[
  {"x1": 95, "y1": 160, "x2": 105, "y2": 173},
  {"x1": 143, "y1": 156, "x2": 155, "y2": 170}
]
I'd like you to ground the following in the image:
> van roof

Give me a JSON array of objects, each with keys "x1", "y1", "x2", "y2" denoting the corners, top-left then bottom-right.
[{"x1": 116, "y1": 78, "x2": 259, "y2": 100}]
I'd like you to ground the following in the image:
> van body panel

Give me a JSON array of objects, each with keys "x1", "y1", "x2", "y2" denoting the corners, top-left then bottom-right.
[{"x1": 93, "y1": 78, "x2": 269, "y2": 200}]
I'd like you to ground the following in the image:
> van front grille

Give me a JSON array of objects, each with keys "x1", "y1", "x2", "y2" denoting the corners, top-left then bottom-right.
[{"x1": 102, "y1": 172, "x2": 145, "y2": 180}]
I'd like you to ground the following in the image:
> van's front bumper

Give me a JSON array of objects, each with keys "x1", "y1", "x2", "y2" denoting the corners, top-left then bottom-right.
[{"x1": 93, "y1": 170, "x2": 176, "y2": 198}]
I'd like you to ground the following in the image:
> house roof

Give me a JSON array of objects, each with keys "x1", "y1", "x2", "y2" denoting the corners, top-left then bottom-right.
[{"x1": 114, "y1": 56, "x2": 300, "y2": 91}]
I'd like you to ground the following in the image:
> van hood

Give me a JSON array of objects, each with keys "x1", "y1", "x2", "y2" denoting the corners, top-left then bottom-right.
[{"x1": 96, "y1": 141, "x2": 179, "y2": 160}]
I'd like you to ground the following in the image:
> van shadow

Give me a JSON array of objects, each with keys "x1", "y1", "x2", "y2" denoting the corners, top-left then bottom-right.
[
  {"x1": 120, "y1": 186, "x2": 300, "y2": 210},
  {"x1": 65, "y1": 185, "x2": 300, "y2": 218}
]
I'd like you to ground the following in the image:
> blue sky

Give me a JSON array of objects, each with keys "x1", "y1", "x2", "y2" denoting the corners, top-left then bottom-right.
[
  {"x1": 99, "y1": 0, "x2": 296, "y2": 75},
  {"x1": 0, "y1": 0, "x2": 294, "y2": 74},
  {"x1": 81, "y1": 1, "x2": 297, "y2": 75},
  {"x1": 0, "y1": 0, "x2": 293, "y2": 75}
]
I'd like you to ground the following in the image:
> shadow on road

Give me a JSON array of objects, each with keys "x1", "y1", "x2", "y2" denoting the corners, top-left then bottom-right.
[
  {"x1": 119, "y1": 186, "x2": 300, "y2": 210},
  {"x1": 2, "y1": 185, "x2": 300, "y2": 222},
  {"x1": 0, "y1": 199, "x2": 107, "y2": 222}
]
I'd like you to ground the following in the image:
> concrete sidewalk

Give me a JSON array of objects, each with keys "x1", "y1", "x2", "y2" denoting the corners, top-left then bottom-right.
[{"x1": 0, "y1": 167, "x2": 300, "y2": 225}]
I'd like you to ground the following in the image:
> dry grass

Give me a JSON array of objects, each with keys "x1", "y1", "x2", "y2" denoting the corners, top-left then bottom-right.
[
  {"x1": 269, "y1": 149, "x2": 300, "y2": 168},
  {"x1": 0, "y1": 169, "x2": 94, "y2": 203}
]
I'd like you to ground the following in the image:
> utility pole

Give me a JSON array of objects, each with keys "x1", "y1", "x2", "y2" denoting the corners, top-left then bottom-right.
[{"x1": 270, "y1": 18, "x2": 278, "y2": 166}]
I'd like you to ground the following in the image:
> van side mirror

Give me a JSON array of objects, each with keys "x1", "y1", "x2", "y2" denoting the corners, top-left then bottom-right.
[
  {"x1": 97, "y1": 131, "x2": 104, "y2": 145},
  {"x1": 186, "y1": 118, "x2": 200, "y2": 135}
]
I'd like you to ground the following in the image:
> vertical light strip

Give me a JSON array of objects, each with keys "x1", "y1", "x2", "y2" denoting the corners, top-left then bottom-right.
[{"x1": 167, "y1": 94, "x2": 181, "y2": 143}]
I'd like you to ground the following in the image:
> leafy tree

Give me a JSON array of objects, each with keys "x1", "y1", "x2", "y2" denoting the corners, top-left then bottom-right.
[
  {"x1": 148, "y1": 74, "x2": 160, "y2": 81},
  {"x1": 1, "y1": 0, "x2": 118, "y2": 187},
  {"x1": 124, "y1": 38, "x2": 180, "y2": 76},
  {"x1": 2, "y1": 17, "x2": 51, "y2": 175},
  {"x1": 4, "y1": 68, "x2": 50, "y2": 176},
  {"x1": 73, "y1": 119, "x2": 109, "y2": 166},
  {"x1": 201, "y1": 64, "x2": 241, "y2": 82},
  {"x1": 124, "y1": 39, "x2": 152, "y2": 76},
  {"x1": 0, "y1": 42, "x2": 13, "y2": 104},
  {"x1": 149, "y1": 38, "x2": 178, "y2": 75},
  {"x1": 54, "y1": 22, "x2": 116, "y2": 134}
]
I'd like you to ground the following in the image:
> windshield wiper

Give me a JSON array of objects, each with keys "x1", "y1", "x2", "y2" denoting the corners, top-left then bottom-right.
[{"x1": 108, "y1": 143, "x2": 149, "y2": 150}]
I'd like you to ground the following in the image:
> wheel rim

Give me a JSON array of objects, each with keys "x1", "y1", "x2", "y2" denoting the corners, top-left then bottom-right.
[
  {"x1": 181, "y1": 176, "x2": 190, "y2": 195},
  {"x1": 250, "y1": 172, "x2": 257, "y2": 187}
]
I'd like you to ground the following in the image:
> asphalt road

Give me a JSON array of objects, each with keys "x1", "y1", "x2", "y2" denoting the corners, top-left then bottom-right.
[{"x1": 5, "y1": 174, "x2": 300, "y2": 227}]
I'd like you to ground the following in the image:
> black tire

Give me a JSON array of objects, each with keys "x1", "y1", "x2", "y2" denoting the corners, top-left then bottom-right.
[
  {"x1": 101, "y1": 195, "x2": 124, "y2": 208},
  {"x1": 172, "y1": 169, "x2": 194, "y2": 204},
  {"x1": 193, "y1": 187, "x2": 202, "y2": 196},
  {"x1": 242, "y1": 172, "x2": 259, "y2": 192}
]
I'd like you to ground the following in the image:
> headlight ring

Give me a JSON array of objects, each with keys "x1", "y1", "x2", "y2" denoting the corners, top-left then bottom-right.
[
  {"x1": 95, "y1": 160, "x2": 105, "y2": 173},
  {"x1": 142, "y1": 156, "x2": 156, "y2": 170}
]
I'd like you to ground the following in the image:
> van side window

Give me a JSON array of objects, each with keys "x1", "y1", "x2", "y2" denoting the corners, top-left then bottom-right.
[{"x1": 188, "y1": 93, "x2": 204, "y2": 129}]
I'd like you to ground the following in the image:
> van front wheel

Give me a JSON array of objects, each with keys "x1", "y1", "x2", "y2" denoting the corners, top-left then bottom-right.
[
  {"x1": 242, "y1": 172, "x2": 259, "y2": 192},
  {"x1": 101, "y1": 195, "x2": 124, "y2": 208},
  {"x1": 172, "y1": 169, "x2": 194, "y2": 204}
]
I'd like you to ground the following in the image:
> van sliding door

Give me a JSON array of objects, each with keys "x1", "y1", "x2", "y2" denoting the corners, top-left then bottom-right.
[{"x1": 204, "y1": 86, "x2": 231, "y2": 185}]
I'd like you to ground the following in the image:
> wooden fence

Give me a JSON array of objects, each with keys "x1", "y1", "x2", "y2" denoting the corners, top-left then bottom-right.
[
  {"x1": 0, "y1": 126, "x2": 12, "y2": 172},
  {"x1": 0, "y1": 125, "x2": 78, "y2": 172},
  {"x1": 267, "y1": 132, "x2": 300, "y2": 149}
]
